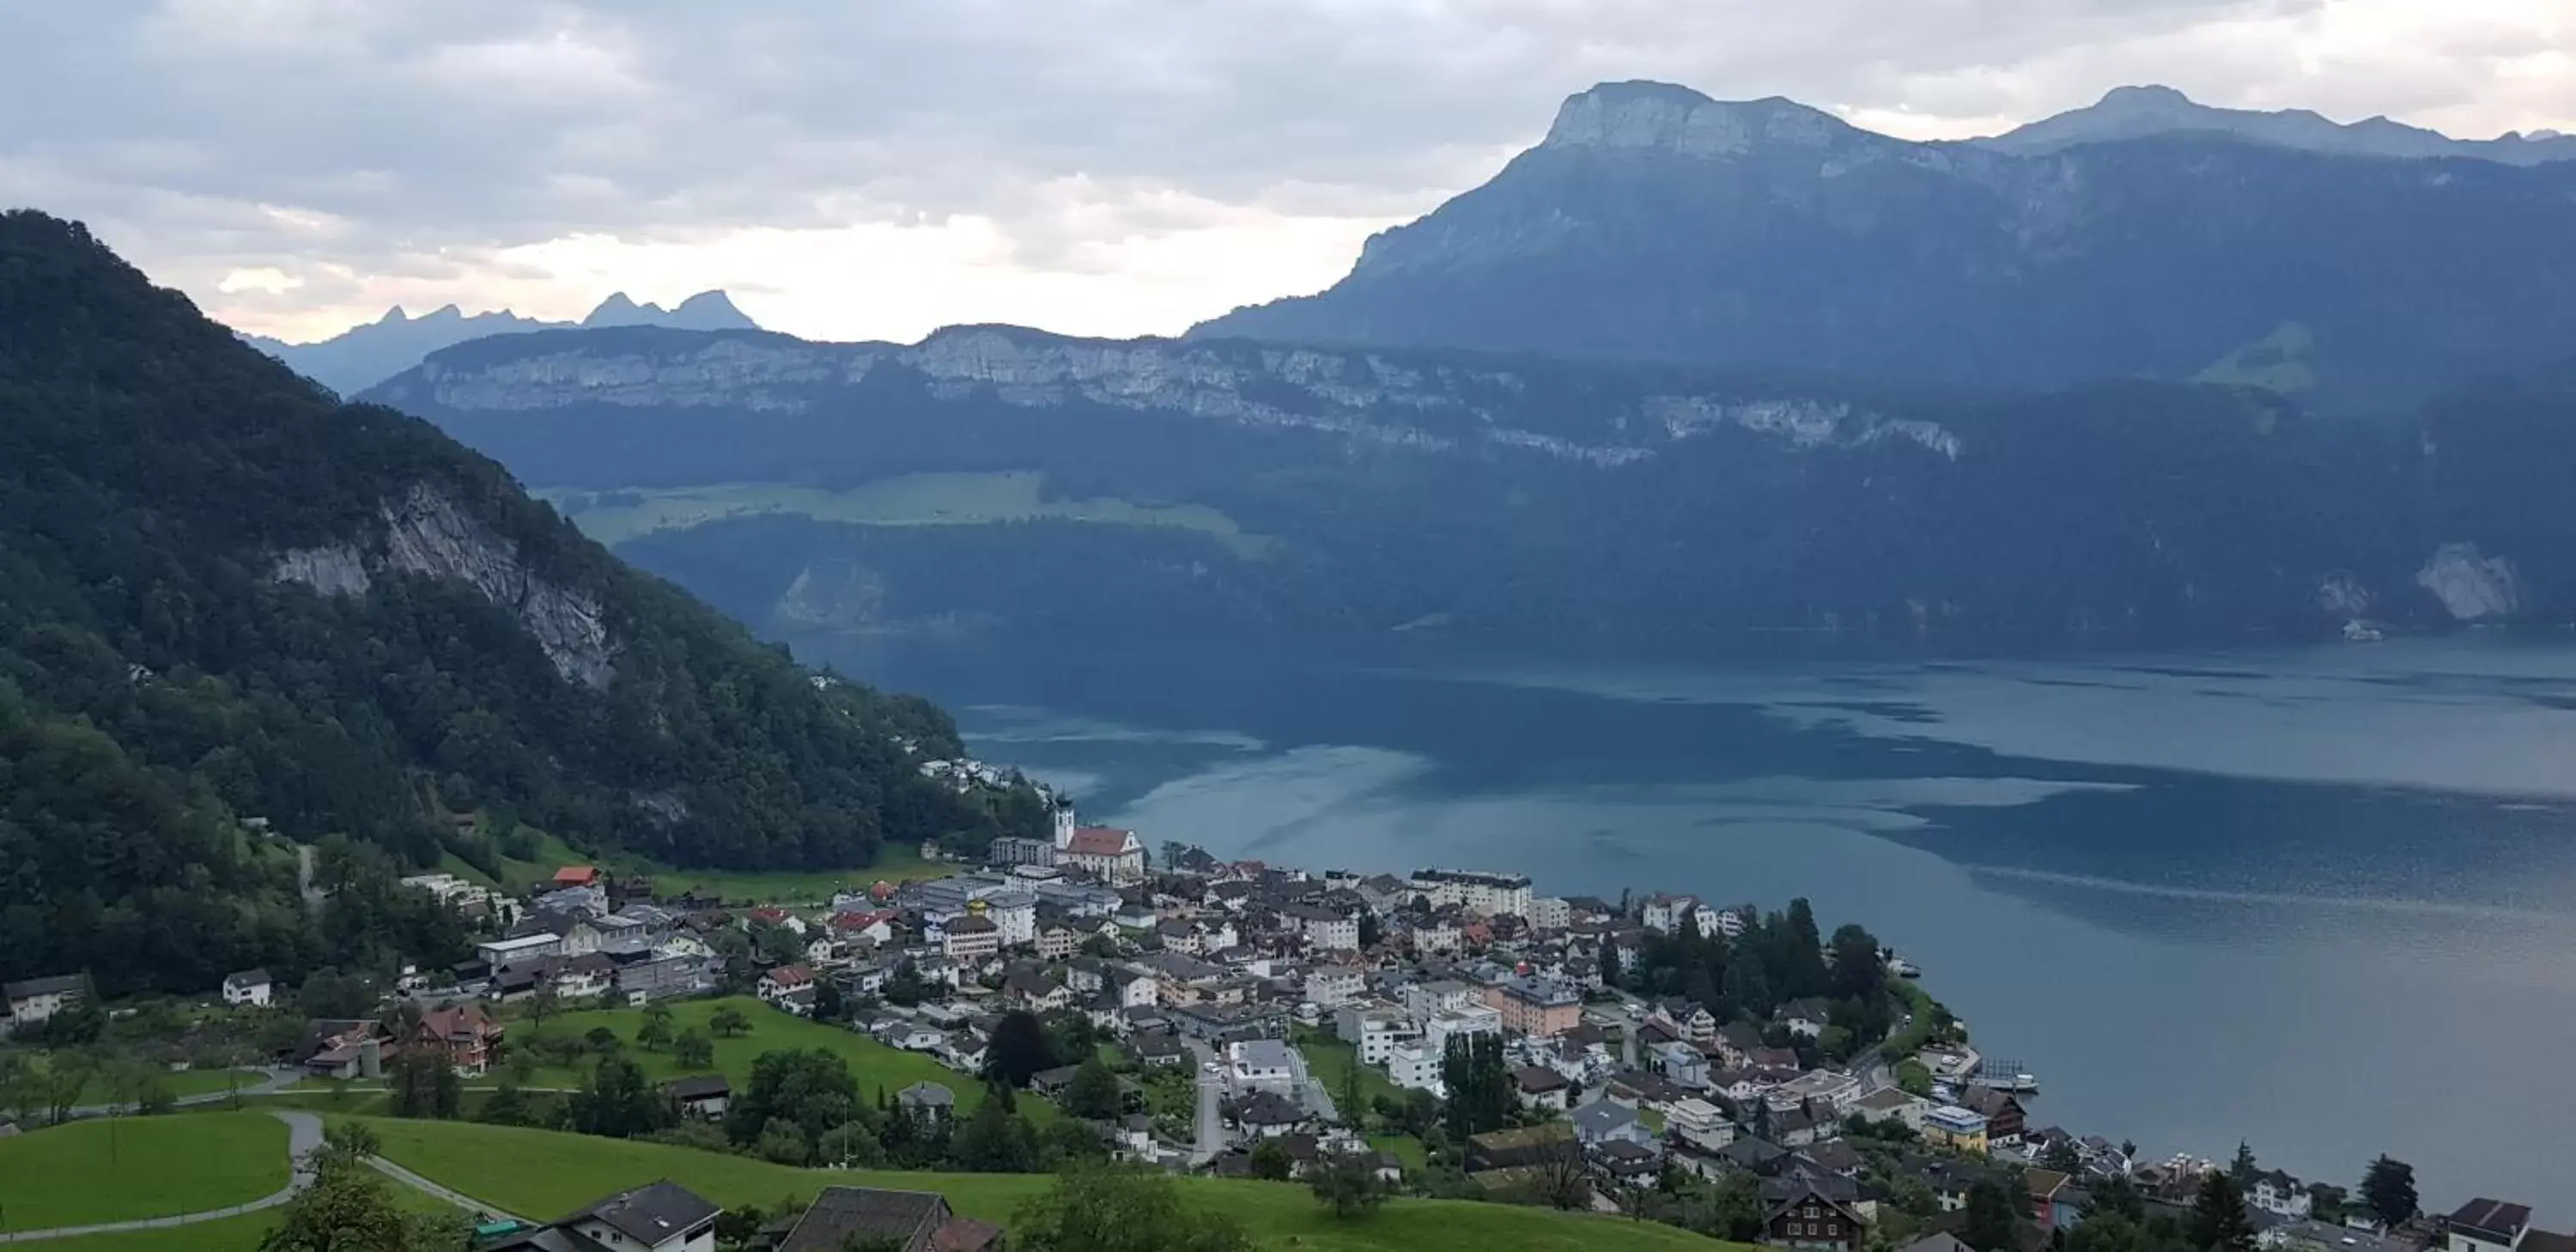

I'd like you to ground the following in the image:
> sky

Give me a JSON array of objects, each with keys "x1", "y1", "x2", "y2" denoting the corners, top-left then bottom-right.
[{"x1": 3, "y1": 1, "x2": 2570, "y2": 346}]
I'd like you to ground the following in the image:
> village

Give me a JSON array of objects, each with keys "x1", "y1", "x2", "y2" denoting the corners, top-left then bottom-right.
[{"x1": 3, "y1": 801, "x2": 2560, "y2": 1252}]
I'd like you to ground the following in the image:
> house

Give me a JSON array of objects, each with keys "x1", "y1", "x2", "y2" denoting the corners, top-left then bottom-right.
[
  {"x1": 1227, "y1": 1091, "x2": 1309, "y2": 1138},
  {"x1": 221, "y1": 969, "x2": 274, "y2": 1008},
  {"x1": 1571, "y1": 1099, "x2": 1657, "y2": 1152},
  {"x1": 550, "y1": 866, "x2": 601, "y2": 889},
  {"x1": 1511, "y1": 1065, "x2": 1570, "y2": 1112},
  {"x1": 548, "y1": 953, "x2": 618, "y2": 1000},
  {"x1": 1282, "y1": 903, "x2": 1362, "y2": 951},
  {"x1": 1959, "y1": 1086, "x2": 2026, "y2": 1144},
  {"x1": 1492, "y1": 975, "x2": 1583, "y2": 1037},
  {"x1": 775, "y1": 1187, "x2": 1002, "y2": 1252},
  {"x1": 1640, "y1": 893, "x2": 1698, "y2": 933},
  {"x1": 1923, "y1": 1104, "x2": 1990, "y2": 1155},
  {"x1": 1408, "y1": 868, "x2": 1534, "y2": 917},
  {"x1": 2251, "y1": 1170, "x2": 2313, "y2": 1219},
  {"x1": 1303, "y1": 965, "x2": 1368, "y2": 1008},
  {"x1": 896, "y1": 1082, "x2": 956, "y2": 1124},
  {"x1": 1667, "y1": 1097, "x2": 1736, "y2": 1152},
  {"x1": 295, "y1": 1018, "x2": 395, "y2": 1079},
  {"x1": 1387, "y1": 1041, "x2": 1443, "y2": 1095},
  {"x1": 617, "y1": 951, "x2": 718, "y2": 1005},
  {"x1": 1761, "y1": 1176, "x2": 1867, "y2": 1252},
  {"x1": 2026, "y1": 1169, "x2": 2086, "y2": 1232},
  {"x1": 1059, "y1": 825, "x2": 1147, "y2": 884},
  {"x1": 1227, "y1": 1038, "x2": 1308, "y2": 1096},
  {"x1": 941, "y1": 913, "x2": 1001, "y2": 961},
  {"x1": 757, "y1": 964, "x2": 818, "y2": 1015},
  {"x1": 414, "y1": 1005, "x2": 504, "y2": 1076},
  {"x1": 1654, "y1": 1039, "x2": 1710, "y2": 1090},
  {"x1": 1777, "y1": 998, "x2": 1835, "y2": 1039},
  {"x1": 3, "y1": 974, "x2": 86, "y2": 1033},
  {"x1": 1849, "y1": 1087, "x2": 1929, "y2": 1132},
  {"x1": 668, "y1": 1075, "x2": 731, "y2": 1119},
  {"x1": 2449, "y1": 1200, "x2": 2536, "y2": 1252},
  {"x1": 1035, "y1": 924, "x2": 1080, "y2": 960},
  {"x1": 486, "y1": 1181, "x2": 720, "y2": 1252}
]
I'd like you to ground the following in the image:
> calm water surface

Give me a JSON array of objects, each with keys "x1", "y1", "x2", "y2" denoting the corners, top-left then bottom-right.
[{"x1": 811, "y1": 632, "x2": 2576, "y2": 1211}]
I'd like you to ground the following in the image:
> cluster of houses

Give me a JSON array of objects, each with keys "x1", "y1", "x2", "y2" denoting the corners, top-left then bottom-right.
[{"x1": 483, "y1": 1179, "x2": 1001, "y2": 1252}]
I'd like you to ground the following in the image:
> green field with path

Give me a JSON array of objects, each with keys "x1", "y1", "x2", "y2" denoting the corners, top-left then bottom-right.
[
  {"x1": 519, "y1": 996, "x2": 1033, "y2": 1120},
  {"x1": 0, "y1": 1112, "x2": 287, "y2": 1232},
  {"x1": 359, "y1": 1116, "x2": 1739, "y2": 1251}
]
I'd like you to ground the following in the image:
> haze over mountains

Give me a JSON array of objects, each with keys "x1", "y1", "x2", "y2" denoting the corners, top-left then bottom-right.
[
  {"x1": 241, "y1": 289, "x2": 760, "y2": 395},
  {"x1": 1196, "y1": 81, "x2": 2576, "y2": 404},
  {"x1": 204, "y1": 80, "x2": 2576, "y2": 653}
]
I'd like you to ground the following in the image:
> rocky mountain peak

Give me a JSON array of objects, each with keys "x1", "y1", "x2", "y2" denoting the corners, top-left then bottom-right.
[{"x1": 1540, "y1": 80, "x2": 1855, "y2": 156}]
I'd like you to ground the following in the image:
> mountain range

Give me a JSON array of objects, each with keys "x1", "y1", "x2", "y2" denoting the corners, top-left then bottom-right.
[
  {"x1": 360, "y1": 319, "x2": 2576, "y2": 653},
  {"x1": 1195, "y1": 81, "x2": 2576, "y2": 406},
  {"x1": 0, "y1": 212, "x2": 1040, "y2": 995},
  {"x1": 241, "y1": 289, "x2": 760, "y2": 395}
]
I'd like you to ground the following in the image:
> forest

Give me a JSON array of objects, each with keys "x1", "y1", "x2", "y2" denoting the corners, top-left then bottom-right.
[{"x1": 0, "y1": 211, "x2": 1048, "y2": 995}]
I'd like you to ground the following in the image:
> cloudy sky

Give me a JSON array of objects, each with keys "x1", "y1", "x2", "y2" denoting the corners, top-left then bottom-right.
[{"x1": 3, "y1": 0, "x2": 2568, "y2": 345}]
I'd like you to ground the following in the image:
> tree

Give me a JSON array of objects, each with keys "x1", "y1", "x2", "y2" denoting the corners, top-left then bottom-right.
[
  {"x1": 584, "y1": 1025, "x2": 623, "y2": 1055},
  {"x1": 1964, "y1": 1180, "x2": 2021, "y2": 1252},
  {"x1": 2190, "y1": 1172, "x2": 2257, "y2": 1252},
  {"x1": 1437, "y1": 1033, "x2": 1510, "y2": 1140},
  {"x1": 524, "y1": 985, "x2": 560, "y2": 1037},
  {"x1": 1597, "y1": 939, "x2": 1622, "y2": 989},
  {"x1": 1528, "y1": 1133, "x2": 1592, "y2": 1212},
  {"x1": 324, "y1": 1120, "x2": 383, "y2": 1161},
  {"x1": 673, "y1": 1027, "x2": 716, "y2": 1069},
  {"x1": 480, "y1": 1080, "x2": 533, "y2": 1127},
  {"x1": 260, "y1": 1147, "x2": 464, "y2": 1252},
  {"x1": 2360, "y1": 1156, "x2": 2419, "y2": 1226},
  {"x1": 636, "y1": 1003, "x2": 676, "y2": 1052},
  {"x1": 1012, "y1": 1164, "x2": 1254, "y2": 1252},
  {"x1": 986, "y1": 1011, "x2": 1053, "y2": 1089},
  {"x1": 387, "y1": 1048, "x2": 459, "y2": 1120},
  {"x1": 756, "y1": 1118, "x2": 813, "y2": 1165},
  {"x1": 952, "y1": 1087, "x2": 1042, "y2": 1173},
  {"x1": 710, "y1": 1005, "x2": 752, "y2": 1038},
  {"x1": 1248, "y1": 1137, "x2": 1295, "y2": 1181},
  {"x1": 1063, "y1": 1056, "x2": 1123, "y2": 1121},
  {"x1": 2229, "y1": 1140, "x2": 2259, "y2": 1186},
  {"x1": 816, "y1": 1120, "x2": 888, "y2": 1168},
  {"x1": 725, "y1": 1048, "x2": 860, "y2": 1149},
  {"x1": 1309, "y1": 1150, "x2": 1388, "y2": 1219},
  {"x1": 569, "y1": 1055, "x2": 668, "y2": 1139}
]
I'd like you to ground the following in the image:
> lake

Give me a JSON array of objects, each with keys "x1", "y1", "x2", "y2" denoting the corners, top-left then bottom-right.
[{"x1": 810, "y1": 630, "x2": 2576, "y2": 1212}]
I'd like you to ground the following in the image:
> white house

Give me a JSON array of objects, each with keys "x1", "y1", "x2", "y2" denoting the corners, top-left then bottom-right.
[
  {"x1": 1402, "y1": 980, "x2": 1479, "y2": 1021},
  {"x1": 3, "y1": 974, "x2": 84, "y2": 1031},
  {"x1": 551, "y1": 1182, "x2": 721, "y2": 1252},
  {"x1": 1667, "y1": 1097, "x2": 1735, "y2": 1152},
  {"x1": 1407, "y1": 869, "x2": 1533, "y2": 918},
  {"x1": 221, "y1": 969, "x2": 273, "y2": 1008},
  {"x1": 1424, "y1": 1005, "x2": 1503, "y2": 1058},
  {"x1": 2252, "y1": 1171, "x2": 2314, "y2": 1220},
  {"x1": 1283, "y1": 904, "x2": 1359, "y2": 951},
  {"x1": 1227, "y1": 1038, "x2": 1308, "y2": 1096},
  {"x1": 756, "y1": 964, "x2": 817, "y2": 1014},
  {"x1": 1346, "y1": 1008, "x2": 1418, "y2": 1067},
  {"x1": 1640, "y1": 894, "x2": 1698, "y2": 933},
  {"x1": 1303, "y1": 965, "x2": 1368, "y2": 1008},
  {"x1": 1385, "y1": 1041, "x2": 1443, "y2": 1096},
  {"x1": 2447, "y1": 1200, "x2": 2535, "y2": 1252}
]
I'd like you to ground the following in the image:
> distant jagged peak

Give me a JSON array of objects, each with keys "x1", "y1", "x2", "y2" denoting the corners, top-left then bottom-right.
[
  {"x1": 582, "y1": 291, "x2": 648, "y2": 326},
  {"x1": 581, "y1": 289, "x2": 758, "y2": 331},
  {"x1": 1540, "y1": 80, "x2": 1862, "y2": 156}
]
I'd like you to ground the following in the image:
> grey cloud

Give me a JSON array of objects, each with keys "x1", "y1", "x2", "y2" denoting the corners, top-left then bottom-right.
[{"x1": 0, "y1": 0, "x2": 2547, "y2": 325}]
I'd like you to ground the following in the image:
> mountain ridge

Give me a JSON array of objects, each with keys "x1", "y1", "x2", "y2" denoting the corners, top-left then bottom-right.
[
  {"x1": 1976, "y1": 83, "x2": 2576, "y2": 163},
  {"x1": 240, "y1": 288, "x2": 760, "y2": 395},
  {"x1": 1192, "y1": 80, "x2": 2576, "y2": 404}
]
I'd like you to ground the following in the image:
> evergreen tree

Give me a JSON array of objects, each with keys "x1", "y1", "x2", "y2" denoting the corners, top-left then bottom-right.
[
  {"x1": 569, "y1": 1055, "x2": 668, "y2": 1139},
  {"x1": 2191, "y1": 1172, "x2": 2257, "y2": 1252},
  {"x1": 2360, "y1": 1157, "x2": 2418, "y2": 1226},
  {"x1": 2230, "y1": 1140, "x2": 2259, "y2": 1186},
  {"x1": 1963, "y1": 1180, "x2": 2020, "y2": 1252},
  {"x1": 1062, "y1": 1056, "x2": 1123, "y2": 1121},
  {"x1": 986, "y1": 1011, "x2": 1053, "y2": 1088}
]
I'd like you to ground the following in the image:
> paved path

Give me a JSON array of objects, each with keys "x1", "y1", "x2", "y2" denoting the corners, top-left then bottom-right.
[
  {"x1": 0, "y1": 1111, "x2": 321, "y2": 1244},
  {"x1": 65, "y1": 1067, "x2": 300, "y2": 1120},
  {"x1": 363, "y1": 1155, "x2": 527, "y2": 1227},
  {"x1": 1181, "y1": 1038, "x2": 1226, "y2": 1166}
]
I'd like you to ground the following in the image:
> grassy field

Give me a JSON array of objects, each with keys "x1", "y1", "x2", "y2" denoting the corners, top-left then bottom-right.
[
  {"x1": 0, "y1": 1113, "x2": 289, "y2": 1232},
  {"x1": 33, "y1": 1165, "x2": 471, "y2": 1252},
  {"x1": 1291, "y1": 1029, "x2": 1429, "y2": 1174},
  {"x1": 543, "y1": 471, "x2": 1273, "y2": 558},
  {"x1": 519, "y1": 997, "x2": 1037, "y2": 1121},
  {"x1": 361, "y1": 1116, "x2": 1737, "y2": 1251}
]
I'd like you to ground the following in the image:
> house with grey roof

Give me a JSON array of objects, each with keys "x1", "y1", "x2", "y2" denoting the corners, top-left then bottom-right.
[
  {"x1": 774, "y1": 1186, "x2": 1000, "y2": 1252},
  {"x1": 486, "y1": 1180, "x2": 720, "y2": 1252}
]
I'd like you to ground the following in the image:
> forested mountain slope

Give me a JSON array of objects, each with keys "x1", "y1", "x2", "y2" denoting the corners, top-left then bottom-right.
[{"x1": 0, "y1": 211, "x2": 1043, "y2": 995}]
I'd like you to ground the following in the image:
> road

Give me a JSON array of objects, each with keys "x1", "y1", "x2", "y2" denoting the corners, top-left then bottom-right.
[
  {"x1": 0, "y1": 1111, "x2": 321, "y2": 1244},
  {"x1": 1179, "y1": 1038, "x2": 1226, "y2": 1166}
]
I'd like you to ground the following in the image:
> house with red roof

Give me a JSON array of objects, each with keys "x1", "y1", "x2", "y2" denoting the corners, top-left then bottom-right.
[
  {"x1": 550, "y1": 865, "x2": 598, "y2": 888},
  {"x1": 414, "y1": 1004, "x2": 504, "y2": 1076}
]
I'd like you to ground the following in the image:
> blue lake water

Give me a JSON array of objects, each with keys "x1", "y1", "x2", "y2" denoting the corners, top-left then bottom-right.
[{"x1": 810, "y1": 631, "x2": 2576, "y2": 1212}]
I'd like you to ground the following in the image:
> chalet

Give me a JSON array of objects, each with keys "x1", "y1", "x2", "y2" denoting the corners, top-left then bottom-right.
[
  {"x1": 1761, "y1": 1176, "x2": 1867, "y2": 1252},
  {"x1": 486, "y1": 1181, "x2": 720, "y2": 1252},
  {"x1": 756, "y1": 964, "x2": 818, "y2": 1016},
  {"x1": 295, "y1": 1018, "x2": 394, "y2": 1079},
  {"x1": 896, "y1": 1082, "x2": 955, "y2": 1124},
  {"x1": 221, "y1": 969, "x2": 274, "y2": 1008},
  {"x1": 4, "y1": 974, "x2": 87, "y2": 1033},
  {"x1": 668, "y1": 1075, "x2": 731, "y2": 1119},
  {"x1": 415, "y1": 1005, "x2": 504, "y2": 1076},
  {"x1": 1959, "y1": 1086, "x2": 2027, "y2": 1144},
  {"x1": 1512, "y1": 1065, "x2": 1571, "y2": 1112},
  {"x1": 774, "y1": 1187, "x2": 1001, "y2": 1252}
]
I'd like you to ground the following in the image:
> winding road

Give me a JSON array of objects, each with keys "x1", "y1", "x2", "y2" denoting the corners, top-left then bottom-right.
[{"x1": 0, "y1": 1111, "x2": 321, "y2": 1244}]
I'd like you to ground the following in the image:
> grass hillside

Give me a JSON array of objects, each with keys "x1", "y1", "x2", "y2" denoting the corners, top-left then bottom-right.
[
  {"x1": 521, "y1": 996, "x2": 1038, "y2": 1120},
  {"x1": 0, "y1": 1112, "x2": 286, "y2": 1231},
  {"x1": 360, "y1": 1116, "x2": 1741, "y2": 1252}
]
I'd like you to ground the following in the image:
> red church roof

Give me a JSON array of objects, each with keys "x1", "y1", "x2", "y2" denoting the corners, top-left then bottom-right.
[{"x1": 1066, "y1": 826, "x2": 1138, "y2": 856}]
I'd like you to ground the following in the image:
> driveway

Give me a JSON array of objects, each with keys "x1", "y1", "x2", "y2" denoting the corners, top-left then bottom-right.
[
  {"x1": 0, "y1": 1110, "x2": 321, "y2": 1244},
  {"x1": 1179, "y1": 1038, "x2": 1227, "y2": 1165}
]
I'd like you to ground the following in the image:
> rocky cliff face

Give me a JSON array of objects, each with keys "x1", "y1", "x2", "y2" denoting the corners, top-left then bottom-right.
[
  {"x1": 2415, "y1": 544, "x2": 2523, "y2": 620},
  {"x1": 276, "y1": 483, "x2": 614, "y2": 687},
  {"x1": 384, "y1": 325, "x2": 1959, "y2": 471}
]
